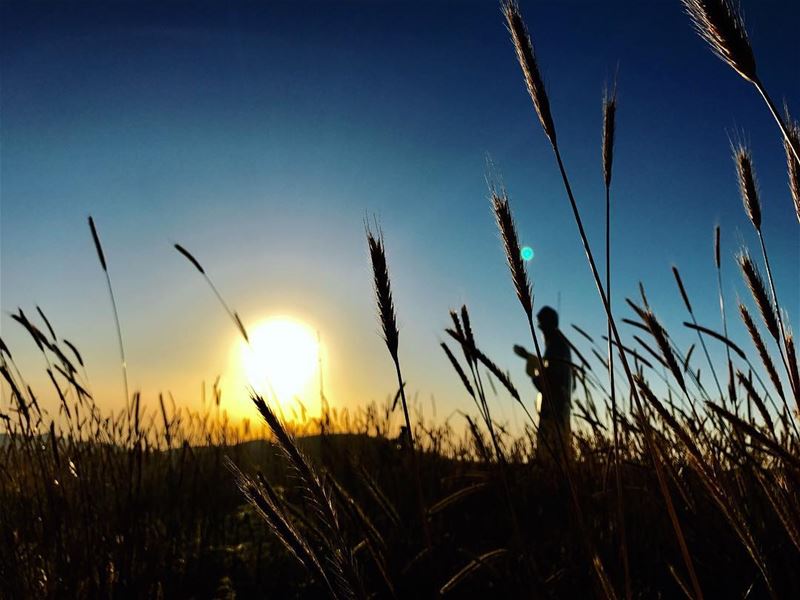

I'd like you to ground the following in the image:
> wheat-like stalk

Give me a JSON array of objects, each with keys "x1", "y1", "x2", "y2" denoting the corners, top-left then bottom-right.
[
  {"x1": 446, "y1": 328, "x2": 535, "y2": 427},
  {"x1": 602, "y1": 85, "x2": 617, "y2": 190},
  {"x1": 447, "y1": 306, "x2": 503, "y2": 463},
  {"x1": 734, "y1": 144, "x2": 761, "y2": 232},
  {"x1": 226, "y1": 458, "x2": 336, "y2": 596},
  {"x1": 250, "y1": 396, "x2": 363, "y2": 599},
  {"x1": 714, "y1": 225, "x2": 737, "y2": 404},
  {"x1": 35, "y1": 306, "x2": 57, "y2": 343},
  {"x1": 732, "y1": 150, "x2": 794, "y2": 400},
  {"x1": 673, "y1": 266, "x2": 724, "y2": 400},
  {"x1": 602, "y1": 79, "x2": 631, "y2": 600},
  {"x1": 474, "y1": 347, "x2": 518, "y2": 403},
  {"x1": 61, "y1": 338, "x2": 84, "y2": 369},
  {"x1": 681, "y1": 0, "x2": 756, "y2": 82},
  {"x1": 785, "y1": 115, "x2": 800, "y2": 224},
  {"x1": 253, "y1": 396, "x2": 340, "y2": 528},
  {"x1": 441, "y1": 342, "x2": 476, "y2": 400},
  {"x1": 174, "y1": 243, "x2": 249, "y2": 343},
  {"x1": 366, "y1": 231, "x2": 399, "y2": 363},
  {"x1": 502, "y1": 0, "x2": 556, "y2": 145},
  {"x1": 502, "y1": 0, "x2": 655, "y2": 423},
  {"x1": 645, "y1": 380, "x2": 776, "y2": 595},
  {"x1": 640, "y1": 305, "x2": 687, "y2": 395},
  {"x1": 460, "y1": 305, "x2": 478, "y2": 369},
  {"x1": 739, "y1": 302, "x2": 786, "y2": 404},
  {"x1": 734, "y1": 146, "x2": 792, "y2": 414},
  {"x1": 736, "y1": 370, "x2": 774, "y2": 434},
  {"x1": 503, "y1": 4, "x2": 703, "y2": 594},
  {"x1": 365, "y1": 227, "x2": 409, "y2": 441},
  {"x1": 732, "y1": 146, "x2": 788, "y2": 351},
  {"x1": 602, "y1": 89, "x2": 618, "y2": 407},
  {"x1": 490, "y1": 186, "x2": 553, "y2": 421},
  {"x1": 88, "y1": 216, "x2": 129, "y2": 411},
  {"x1": 1, "y1": 363, "x2": 30, "y2": 430},
  {"x1": 491, "y1": 190, "x2": 533, "y2": 319},
  {"x1": 159, "y1": 393, "x2": 171, "y2": 449},
  {"x1": 786, "y1": 334, "x2": 800, "y2": 410},
  {"x1": 365, "y1": 223, "x2": 432, "y2": 549},
  {"x1": 681, "y1": 0, "x2": 800, "y2": 167},
  {"x1": 738, "y1": 253, "x2": 779, "y2": 343}
]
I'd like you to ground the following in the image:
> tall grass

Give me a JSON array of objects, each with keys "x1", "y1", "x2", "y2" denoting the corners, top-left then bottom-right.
[
  {"x1": 88, "y1": 216, "x2": 129, "y2": 411},
  {"x1": 682, "y1": 0, "x2": 800, "y2": 165}
]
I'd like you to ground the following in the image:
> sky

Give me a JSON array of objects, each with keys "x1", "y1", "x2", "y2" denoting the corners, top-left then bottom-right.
[{"x1": 1, "y1": 0, "x2": 798, "y2": 431}]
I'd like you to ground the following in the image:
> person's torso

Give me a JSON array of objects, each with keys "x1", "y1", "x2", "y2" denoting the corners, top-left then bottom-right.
[{"x1": 541, "y1": 331, "x2": 572, "y2": 421}]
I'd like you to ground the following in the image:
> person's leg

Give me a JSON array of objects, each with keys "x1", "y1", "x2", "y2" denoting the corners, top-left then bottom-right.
[
  {"x1": 560, "y1": 409, "x2": 573, "y2": 463},
  {"x1": 536, "y1": 417, "x2": 558, "y2": 467}
]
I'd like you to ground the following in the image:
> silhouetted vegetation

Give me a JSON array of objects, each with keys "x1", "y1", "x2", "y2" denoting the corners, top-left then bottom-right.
[{"x1": 2, "y1": 0, "x2": 799, "y2": 598}]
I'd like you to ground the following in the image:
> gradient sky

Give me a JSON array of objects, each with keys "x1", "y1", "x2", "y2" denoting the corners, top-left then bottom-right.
[{"x1": 2, "y1": 1, "x2": 798, "y2": 430}]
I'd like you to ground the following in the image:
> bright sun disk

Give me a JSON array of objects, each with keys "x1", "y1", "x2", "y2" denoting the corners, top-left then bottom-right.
[{"x1": 240, "y1": 317, "x2": 319, "y2": 403}]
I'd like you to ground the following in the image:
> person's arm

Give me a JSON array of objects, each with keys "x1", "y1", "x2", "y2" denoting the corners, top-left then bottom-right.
[
  {"x1": 531, "y1": 372, "x2": 541, "y2": 391},
  {"x1": 532, "y1": 361, "x2": 555, "y2": 395},
  {"x1": 526, "y1": 355, "x2": 542, "y2": 389}
]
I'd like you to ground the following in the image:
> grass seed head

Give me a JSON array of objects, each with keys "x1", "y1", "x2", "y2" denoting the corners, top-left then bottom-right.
[
  {"x1": 492, "y1": 191, "x2": 533, "y2": 318},
  {"x1": 641, "y1": 307, "x2": 687, "y2": 393},
  {"x1": 366, "y1": 227, "x2": 399, "y2": 361},
  {"x1": 672, "y1": 266, "x2": 693, "y2": 313},
  {"x1": 739, "y1": 302, "x2": 784, "y2": 401},
  {"x1": 174, "y1": 243, "x2": 206, "y2": 274},
  {"x1": 682, "y1": 0, "x2": 757, "y2": 83},
  {"x1": 784, "y1": 115, "x2": 800, "y2": 223},
  {"x1": 602, "y1": 84, "x2": 617, "y2": 189},
  {"x1": 738, "y1": 252, "x2": 779, "y2": 342},
  {"x1": 734, "y1": 144, "x2": 761, "y2": 231},
  {"x1": 786, "y1": 332, "x2": 800, "y2": 404},
  {"x1": 88, "y1": 216, "x2": 108, "y2": 272},
  {"x1": 503, "y1": 0, "x2": 557, "y2": 146}
]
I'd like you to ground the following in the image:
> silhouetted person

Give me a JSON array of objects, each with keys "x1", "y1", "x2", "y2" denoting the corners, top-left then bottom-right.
[
  {"x1": 396, "y1": 425, "x2": 411, "y2": 452},
  {"x1": 514, "y1": 306, "x2": 573, "y2": 465}
]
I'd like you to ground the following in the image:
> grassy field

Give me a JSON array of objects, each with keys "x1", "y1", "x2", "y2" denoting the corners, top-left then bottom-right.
[{"x1": 2, "y1": 0, "x2": 800, "y2": 598}]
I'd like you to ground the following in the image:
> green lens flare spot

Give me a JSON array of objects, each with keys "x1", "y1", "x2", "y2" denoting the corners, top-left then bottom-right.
[{"x1": 521, "y1": 246, "x2": 534, "y2": 261}]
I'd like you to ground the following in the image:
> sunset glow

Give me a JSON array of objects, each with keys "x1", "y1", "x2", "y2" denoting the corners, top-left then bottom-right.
[{"x1": 237, "y1": 317, "x2": 319, "y2": 408}]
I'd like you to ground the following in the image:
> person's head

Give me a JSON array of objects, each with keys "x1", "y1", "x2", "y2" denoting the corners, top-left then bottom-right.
[{"x1": 536, "y1": 306, "x2": 559, "y2": 334}]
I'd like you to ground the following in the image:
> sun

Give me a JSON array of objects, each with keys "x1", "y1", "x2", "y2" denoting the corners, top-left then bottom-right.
[{"x1": 239, "y1": 316, "x2": 320, "y2": 404}]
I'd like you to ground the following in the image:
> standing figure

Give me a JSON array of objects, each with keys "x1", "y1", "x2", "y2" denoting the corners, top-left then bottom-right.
[{"x1": 514, "y1": 306, "x2": 573, "y2": 464}]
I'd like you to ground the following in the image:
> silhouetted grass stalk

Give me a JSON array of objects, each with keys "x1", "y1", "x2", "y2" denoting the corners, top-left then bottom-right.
[
  {"x1": 503, "y1": 2, "x2": 703, "y2": 595},
  {"x1": 444, "y1": 307, "x2": 538, "y2": 586},
  {"x1": 490, "y1": 189, "x2": 556, "y2": 458},
  {"x1": 714, "y1": 226, "x2": 737, "y2": 406},
  {"x1": 672, "y1": 266, "x2": 724, "y2": 401},
  {"x1": 491, "y1": 182, "x2": 617, "y2": 597},
  {"x1": 174, "y1": 243, "x2": 250, "y2": 343},
  {"x1": 602, "y1": 82, "x2": 632, "y2": 600},
  {"x1": 681, "y1": 319, "x2": 777, "y2": 412},
  {"x1": 784, "y1": 115, "x2": 800, "y2": 224},
  {"x1": 738, "y1": 252, "x2": 798, "y2": 423},
  {"x1": 734, "y1": 146, "x2": 797, "y2": 403},
  {"x1": 365, "y1": 224, "x2": 430, "y2": 548},
  {"x1": 88, "y1": 216, "x2": 130, "y2": 414},
  {"x1": 681, "y1": 0, "x2": 800, "y2": 167}
]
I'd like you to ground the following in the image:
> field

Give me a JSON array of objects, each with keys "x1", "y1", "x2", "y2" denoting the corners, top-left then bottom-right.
[{"x1": 2, "y1": 1, "x2": 800, "y2": 598}]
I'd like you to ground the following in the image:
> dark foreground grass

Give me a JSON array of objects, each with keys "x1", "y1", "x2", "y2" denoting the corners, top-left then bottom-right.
[{"x1": 1, "y1": 383, "x2": 799, "y2": 598}]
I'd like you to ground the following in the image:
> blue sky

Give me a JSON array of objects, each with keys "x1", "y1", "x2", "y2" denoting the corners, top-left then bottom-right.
[{"x1": 1, "y1": 1, "x2": 798, "y2": 427}]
